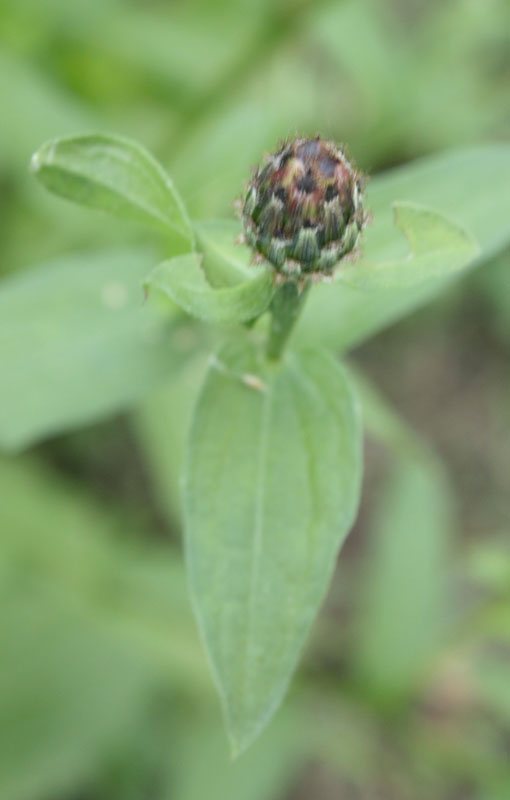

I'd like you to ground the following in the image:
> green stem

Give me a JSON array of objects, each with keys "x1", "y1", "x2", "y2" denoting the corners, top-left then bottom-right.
[{"x1": 266, "y1": 280, "x2": 310, "y2": 361}]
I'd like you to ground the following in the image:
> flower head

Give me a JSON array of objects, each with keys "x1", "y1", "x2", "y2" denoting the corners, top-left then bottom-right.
[{"x1": 241, "y1": 136, "x2": 367, "y2": 279}]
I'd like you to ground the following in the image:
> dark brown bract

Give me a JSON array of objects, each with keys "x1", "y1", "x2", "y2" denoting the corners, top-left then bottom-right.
[{"x1": 242, "y1": 136, "x2": 366, "y2": 278}]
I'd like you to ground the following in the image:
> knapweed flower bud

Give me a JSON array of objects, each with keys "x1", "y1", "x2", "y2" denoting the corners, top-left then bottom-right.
[{"x1": 242, "y1": 136, "x2": 366, "y2": 278}]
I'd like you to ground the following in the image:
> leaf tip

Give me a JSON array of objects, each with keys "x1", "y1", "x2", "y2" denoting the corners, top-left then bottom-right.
[
  {"x1": 30, "y1": 139, "x2": 56, "y2": 178},
  {"x1": 29, "y1": 149, "x2": 42, "y2": 174},
  {"x1": 222, "y1": 689, "x2": 289, "y2": 759},
  {"x1": 226, "y1": 721, "x2": 263, "y2": 760}
]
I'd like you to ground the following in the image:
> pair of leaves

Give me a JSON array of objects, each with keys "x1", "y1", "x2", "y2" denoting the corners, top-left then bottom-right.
[
  {"x1": 29, "y1": 136, "x2": 489, "y2": 337},
  {"x1": 145, "y1": 196, "x2": 478, "y2": 337}
]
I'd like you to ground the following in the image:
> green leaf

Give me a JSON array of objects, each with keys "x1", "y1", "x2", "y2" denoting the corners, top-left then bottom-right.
[
  {"x1": 0, "y1": 248, "x2": 197, "y2": 451},
  {"x1": 368, "y1": 145, "x2": 510, "y2": 261},
  {"x1": 183, "y1": 340, "x2": 362, "y2": 753},
  {"x1": 338, "y1": 201, "x2": 478, "y2": 289},
  {"x1": 31, "y1": 133, "x2": 193, "y2": 243},
  {"x1": 195, "y1": 219, "x2": 253, "y2": 287},
  {"x1": 144, "y1": 253, "x2": 274, "y2": 324},
  {"x1": 298, "y1": 145, "x2": 510, "y2": 350},
  {"x1": 354, "y1": 458, "x2": 453, "y2": 703}
]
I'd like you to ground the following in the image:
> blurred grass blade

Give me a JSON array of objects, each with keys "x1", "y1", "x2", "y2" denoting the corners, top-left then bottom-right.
[
  {"x1": 0, "y1": 52, "x2": 97, "y2": 172},
  {"x1": 0, "y1": 249, "x2": 195, "y2": 451},
  {"x1": 144, "y1": 253, "x2": 274, "y2": 324},
  {"x1": 354, "y1": 458, "x2": 454, "y2": 703},
  {"x1": 134, "y1": 353, "x2": 209, "y2": 526},
  {"x1": 348, "y1": 365, "x2": 436, "y2": 462},
  {"x1": 0, "y1": 455, "x2": 205, "y2": 800},
  {"x1": 31, "y1": 133, "x2": 193, "y2": 243},
  {"x1": 184, "y1": 340, "x2": 362, "y2": 754},
  {"x1": 338, "y1": 202, "x2": 478, "y2": 289},
  {"x1": 174, "y1": 706, "x2": 302, "y2": 800}
]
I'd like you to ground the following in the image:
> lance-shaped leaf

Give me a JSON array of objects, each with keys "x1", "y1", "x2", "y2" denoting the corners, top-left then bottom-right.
[
  {"x1": 337, "y1": 202, "x2": 479, "y2": 290},
  {"x1": 31, "y1": 133, "x2": 193, "y2": 243},
  {"x1": 183, "y1": 340, "x2": 362, "y2": 754},
  {"x1": 144, "y1": 253, "x2": 274, "y2": 324}
]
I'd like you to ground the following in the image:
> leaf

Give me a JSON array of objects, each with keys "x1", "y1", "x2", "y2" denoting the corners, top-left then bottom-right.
[
  {"x1": 338, "y1": 201, "x2": 478, "y2": 290},
  {"x1": 31, "y1": 133, "x2": 193, "y2": 242},
  {"x1": 0, "y1": 248, "x2": 197, "y2": 451},
  {"x1": 195, "y1": 219, "x2": 253, "y2": 287},
  {"x1": 354, "y1": 458, "x2": 453, "y2": 703},
  {"x1": 368, "y1": 145, "x2": 510, "y2": 261},
  {"x1": 144, "y1": 253, "x2": 274, "y2": 324},
  {"x1": 183, "y1": 340, "x2": 362, "y2": 753},
  {"x1": 297, "y1": 145, "x2": 510, "y2": 350}
]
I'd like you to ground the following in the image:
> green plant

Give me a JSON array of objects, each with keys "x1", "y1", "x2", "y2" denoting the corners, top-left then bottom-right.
[{"x1": 4, "y1": 129, "x2": 506, "y2": 757}]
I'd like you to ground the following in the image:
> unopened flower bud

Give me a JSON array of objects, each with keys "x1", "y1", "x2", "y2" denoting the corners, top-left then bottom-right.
[{"x1": 242, "y1": 136, "x2": 367, "y2": 278}]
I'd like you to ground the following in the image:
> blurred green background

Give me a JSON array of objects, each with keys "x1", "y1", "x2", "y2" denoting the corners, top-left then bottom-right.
[{"x1": 1, "y1": 1, "x2": 509, "y2": 798}]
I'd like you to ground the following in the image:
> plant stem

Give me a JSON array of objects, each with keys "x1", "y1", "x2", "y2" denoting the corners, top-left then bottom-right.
[{"x1": 266, "y1": 280, "x2": 310, "y2": 361}]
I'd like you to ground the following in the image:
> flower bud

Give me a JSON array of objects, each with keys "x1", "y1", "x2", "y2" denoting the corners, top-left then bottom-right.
[{"x1": 241, "y1": 136, "x2": 367, "y2": 278}]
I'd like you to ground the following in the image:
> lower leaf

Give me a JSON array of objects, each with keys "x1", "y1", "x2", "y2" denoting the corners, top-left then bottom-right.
[{"x1": 183, "y1": 340, "x2": 362, "y2": 754}]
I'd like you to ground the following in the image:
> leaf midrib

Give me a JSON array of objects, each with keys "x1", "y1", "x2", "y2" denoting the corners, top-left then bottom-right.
[{"x1": 241, "y1": 381, "x2": 272, "y2": 713}]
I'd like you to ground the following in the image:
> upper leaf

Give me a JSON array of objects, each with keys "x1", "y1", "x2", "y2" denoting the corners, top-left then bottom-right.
[
  {"x1": 337, "y1": 201, "x2": 479, "y2": 290},
  {"x1": 195, "y1": 220, "x2": 255, "y2": 287},
  {"x1": 144, "y1": 253, "x2": 274, "y2": 324},
  {"x1": 31, "y1": 133, "x2": 193, "y2": 243},
  {"x1": 367, "y1": 145, "x2": 510, "y2": 262},
  {"x1": 297, "y1": 144, "x2": 510, "y2": 350},
  {"x1": 183, "y1": 340, "x2": 362, "y2": 754}
]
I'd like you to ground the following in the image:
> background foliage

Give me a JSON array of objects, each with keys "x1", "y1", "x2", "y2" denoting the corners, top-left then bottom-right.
[{"x1": 1, "y1": 1, "x2": 509, "y2": 798}]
